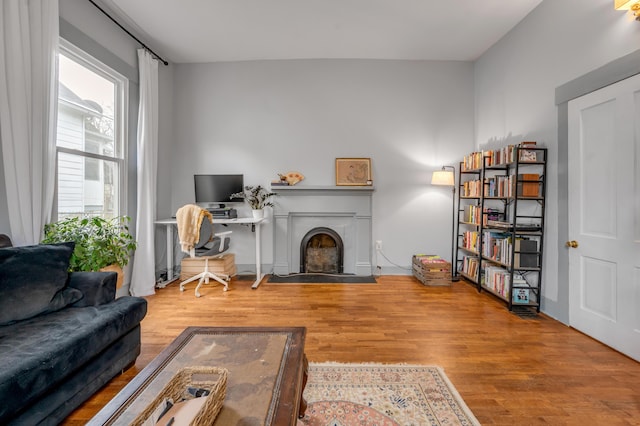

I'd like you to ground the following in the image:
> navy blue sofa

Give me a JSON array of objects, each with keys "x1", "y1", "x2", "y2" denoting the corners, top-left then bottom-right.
[{"x1": 0, "y1": 242, "x2": 147, "y2": 425}]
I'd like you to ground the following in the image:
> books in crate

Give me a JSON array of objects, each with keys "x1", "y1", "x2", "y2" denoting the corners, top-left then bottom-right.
[{"x1": 412, "y1": 255, "x2": 451, "y2": 286}]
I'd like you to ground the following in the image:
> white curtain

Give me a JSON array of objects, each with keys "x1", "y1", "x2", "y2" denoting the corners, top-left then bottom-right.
[
  {"x1": 0, "y1": 0, "x2": 59, "y2": 246},
  {"x1": 130, "y1": 49, "x2": 159, "y2": 296}
]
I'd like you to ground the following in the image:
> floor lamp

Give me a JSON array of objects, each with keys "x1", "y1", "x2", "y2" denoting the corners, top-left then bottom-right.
[{"x1": 431, "y1": 166, "x2": 459, "y2": 281}]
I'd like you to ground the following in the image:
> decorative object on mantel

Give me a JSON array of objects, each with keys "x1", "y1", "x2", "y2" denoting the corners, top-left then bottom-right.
[
  {"x1": 272, "y1": 174, "x2": 289, "y2": 186},
  {"x1": 335, "y1": 158, "x2": 372, "y2": 186},
  {"x1": 272, "y1": 171, "x2": 305, "y2": 186},
  {"x1": 231, "y1": 185, "x2": 276, "y2": 219}
]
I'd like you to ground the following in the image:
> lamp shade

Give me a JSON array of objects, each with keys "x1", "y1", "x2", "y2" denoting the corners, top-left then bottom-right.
[
  {"x1": 615, "y1": 0, "x2": 637, "y2": 9},
  {"x1": 431, "y1": 170, "x2": 454, "y2": 186}
]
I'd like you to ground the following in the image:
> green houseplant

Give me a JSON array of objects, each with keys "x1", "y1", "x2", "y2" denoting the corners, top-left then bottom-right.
[
  {"x1": 231, "y1": 185, "x2": 276, "y2": 218},
  {"x1": 41, "y1": 216, "x2": 137, "y2": 273}
]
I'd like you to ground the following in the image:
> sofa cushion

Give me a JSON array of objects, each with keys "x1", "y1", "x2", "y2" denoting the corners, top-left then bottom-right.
[
  {"x1": 0, "y1": 242, "x2": 76, "y2": 325},
  {"x1": 0, "y1": 296, "x2": 147, "y2": 421}
]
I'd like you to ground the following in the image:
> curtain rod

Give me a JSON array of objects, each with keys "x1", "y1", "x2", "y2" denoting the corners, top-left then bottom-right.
[{"x1": 87, "y1": 0, "x2": 169, "y2": 66}]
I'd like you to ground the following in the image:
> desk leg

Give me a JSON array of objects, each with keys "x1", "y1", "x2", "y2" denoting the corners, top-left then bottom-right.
[
  {"x1": 251, "y1": 221, "x2": 266, "y2": 289},
  {"x1": 167, "y1": 224, "x2": 174, "y2": 282}
]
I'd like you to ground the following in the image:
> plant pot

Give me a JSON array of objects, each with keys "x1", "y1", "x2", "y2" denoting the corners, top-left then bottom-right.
[
  {"x1": 252, "y1": 209, "x2": 265, "y2": 219},
  {"x1": 100, "y1": 264, "x2": 124, "y2": 289}
]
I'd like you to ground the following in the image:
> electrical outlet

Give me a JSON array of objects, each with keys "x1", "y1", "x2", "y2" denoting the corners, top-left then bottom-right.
[{"x1": 375, "y1": 240, "x2": 383, "y2": 250}]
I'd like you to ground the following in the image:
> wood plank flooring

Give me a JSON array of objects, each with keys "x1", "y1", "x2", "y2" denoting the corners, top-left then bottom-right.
[{"x1": 64, "y1": 276, "x2": 640, "y2": 425}]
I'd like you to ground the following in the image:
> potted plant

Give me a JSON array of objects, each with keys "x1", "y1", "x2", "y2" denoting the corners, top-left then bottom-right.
[
  {"x1": 41, "y1": 216, "x2": 137, "y2": 288},
  {"x1": 231, "y1": 185, "x2": 276, "y2": 219}
]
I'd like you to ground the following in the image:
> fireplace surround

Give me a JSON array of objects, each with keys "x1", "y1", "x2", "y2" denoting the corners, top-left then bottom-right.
[{"x1": 271, "y1": 185, "x2": 374, "y2": 276}]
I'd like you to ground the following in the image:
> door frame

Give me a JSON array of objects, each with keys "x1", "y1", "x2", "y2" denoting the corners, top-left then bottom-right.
[{"x1": 553, "y1": 48, "x2": 640, "y2": 324}]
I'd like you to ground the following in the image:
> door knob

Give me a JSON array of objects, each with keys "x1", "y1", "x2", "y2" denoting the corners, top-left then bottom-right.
[{"x1": 565, "y1": 240, "x2": 579, "y2": 248}]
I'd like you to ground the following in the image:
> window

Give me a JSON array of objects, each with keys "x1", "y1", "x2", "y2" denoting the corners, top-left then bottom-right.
[{"x1": 55, "y1": 40, "x2": 128, "y2": 220}]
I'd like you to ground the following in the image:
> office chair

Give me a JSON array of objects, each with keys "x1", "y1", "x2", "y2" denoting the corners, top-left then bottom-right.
[{"x1": 176, "y1": 204, "x2": 232, "y2": 297}]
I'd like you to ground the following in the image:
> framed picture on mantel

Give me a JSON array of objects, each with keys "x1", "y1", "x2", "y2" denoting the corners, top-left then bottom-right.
[{"x1": 335, "y1": 158, "x2": 372, "y2": 186}]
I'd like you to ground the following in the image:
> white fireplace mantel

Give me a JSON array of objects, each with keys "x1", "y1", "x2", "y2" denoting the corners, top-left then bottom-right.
[{"x1": 271, "y1": 185, "x2": 374, "y2": 275}]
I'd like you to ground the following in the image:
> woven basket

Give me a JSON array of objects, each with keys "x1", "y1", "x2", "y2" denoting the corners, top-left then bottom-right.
[{"x1": 132, "y1": 366, "x2": 228, "y2": 426}]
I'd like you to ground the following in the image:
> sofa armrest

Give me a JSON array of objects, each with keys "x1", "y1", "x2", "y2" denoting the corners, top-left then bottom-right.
[{"x1": 68, "y1": 271, "x2": 117, "y2": 307}]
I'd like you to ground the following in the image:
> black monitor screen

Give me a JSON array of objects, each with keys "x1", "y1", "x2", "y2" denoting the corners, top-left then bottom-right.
[{"x1": 194, "y1": 174, "x2": 244, "y2": 207}]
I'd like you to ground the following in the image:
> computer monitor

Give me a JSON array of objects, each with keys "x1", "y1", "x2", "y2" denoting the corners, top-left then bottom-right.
[{"x1": 194, "y1": 174, "x2": 244, "y2": 208}]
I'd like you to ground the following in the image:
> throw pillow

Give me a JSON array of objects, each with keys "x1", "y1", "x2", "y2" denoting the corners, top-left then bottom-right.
[{"x1": 0, "y1": 242, "x2": 76, "y2": 325}]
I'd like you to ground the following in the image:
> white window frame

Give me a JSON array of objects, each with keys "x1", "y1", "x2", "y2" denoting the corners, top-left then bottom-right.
[{"x1": 54, "y1": 38, "x2": 129, "y2": 220}]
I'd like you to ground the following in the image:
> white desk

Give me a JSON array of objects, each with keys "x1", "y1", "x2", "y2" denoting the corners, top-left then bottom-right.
[{"x1": 155, "y1": 217, "x2": 265, "y2": 289}]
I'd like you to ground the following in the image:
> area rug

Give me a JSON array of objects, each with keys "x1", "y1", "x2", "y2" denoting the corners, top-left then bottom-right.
[
  {"x1": 298, "y1": 363, "x2": 480, "y2": 426},
  {"x1": 267, "y1": 274, "x2": 377, "y2": 284}
]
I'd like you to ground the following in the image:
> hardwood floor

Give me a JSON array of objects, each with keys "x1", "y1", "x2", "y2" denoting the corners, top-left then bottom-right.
[{"x1": 64, "y1": 275, "x2": 640, "y2": 425}]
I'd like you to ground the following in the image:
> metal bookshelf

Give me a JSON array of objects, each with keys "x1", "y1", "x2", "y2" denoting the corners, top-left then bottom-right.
[{"x1": 454, "y1": 145, "x2": 547, "y2": 313}]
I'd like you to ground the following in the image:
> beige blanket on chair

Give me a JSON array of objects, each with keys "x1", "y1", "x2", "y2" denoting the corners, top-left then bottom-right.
[{"x1": 176, "y1": 204, "x2": 212, "y2": 254}]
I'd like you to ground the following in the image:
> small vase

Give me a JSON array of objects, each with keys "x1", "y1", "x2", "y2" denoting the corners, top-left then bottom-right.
[{"x1": 252, "y1": 209, "x2": 264, "y2": 219}]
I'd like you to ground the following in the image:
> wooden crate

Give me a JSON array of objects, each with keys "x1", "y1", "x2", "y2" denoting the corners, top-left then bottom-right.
[
  {"x1": 412, "y1": 255, "x2": 451, "y2": 286},
  {"x1": 180, "y1": 253, "x2": 236, "y2": 281}
]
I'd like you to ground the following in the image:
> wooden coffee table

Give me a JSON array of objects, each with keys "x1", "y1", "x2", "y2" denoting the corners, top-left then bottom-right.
[{"x1": 88, "y1": 326, "x2": 307, "y2": 425}]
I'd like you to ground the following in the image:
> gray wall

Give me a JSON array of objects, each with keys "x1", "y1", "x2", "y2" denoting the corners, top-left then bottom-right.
[
  {"x1": 166, "y1": 60, "x2": 475, "y2": 272},
  {"x1": 474, "y1": 0, "x2": 640, "y2": 322}
]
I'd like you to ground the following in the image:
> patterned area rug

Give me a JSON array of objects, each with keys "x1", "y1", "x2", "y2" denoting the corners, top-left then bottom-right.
[{"x1": 298, "y1": 363, "x2": 480, "y2": 426}]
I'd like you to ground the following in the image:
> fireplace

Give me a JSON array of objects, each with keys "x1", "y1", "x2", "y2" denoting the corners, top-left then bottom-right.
[
  {"x1": 271, "y1": 185, "x2": 374, "y2": 275},
  {"x1": 300, "y1": 227, "x2": 344, "y2": 273}
]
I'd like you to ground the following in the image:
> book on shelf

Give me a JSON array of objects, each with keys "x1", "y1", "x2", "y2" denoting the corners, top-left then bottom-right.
[
  {"x1": 483, "y1": 175, "x2": 514, "y2": 198},
  {"x1": 462, "y1": 179, "x2": 483, "y2": 197},
  {"x1": 462, "y1": 206, "x2": 502, "y2": 225},
  {"x1": 517, "y1": 174, "x2": 540, "y2": 197},
  {"x1": 486, "y1": 220, "x2": 511, "y2": 229},
  {"x1": 483, "y1": 265, "x2": 510, "y2": 298},
  {"x1": 512, "y1": 288, "x2": 530, "y2": 304},
  {"x1": 461, "y1": 256, "x2": 479, "y2": 278},
  {"x1": 485, "y1": 220, "x2": 542, "y2": 232},
  {"x1": 462, "y1": 151, "x2": 484, "y2": 171},
  {"x1": 484, "y1": 145, "x2": 516, "y2": 167},
  {"x1": 462, "y1": 231, "x2": 479, "y2": 252},
  {"x1": 482, "y1": 231, "x2": 512, "y2": 264},
  {"x1": 514, "y1": 239, "x2": 538, "y2": 268},
  {"x1": 518, "y1": 148, "x2": 538, "y2": 163}
]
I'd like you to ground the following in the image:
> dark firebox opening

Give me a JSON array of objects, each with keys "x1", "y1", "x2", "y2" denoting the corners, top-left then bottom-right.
[{"x1": 300, "y1": 227, "x2": 344, "y2": 273}]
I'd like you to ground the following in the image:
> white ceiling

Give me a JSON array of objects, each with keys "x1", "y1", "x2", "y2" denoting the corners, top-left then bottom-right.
[{"x1": 99, "y1": 0, "x2": 543, "y2": 64}]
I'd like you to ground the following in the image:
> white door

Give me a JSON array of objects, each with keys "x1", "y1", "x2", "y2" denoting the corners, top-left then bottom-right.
[{"x1": 567, "y1": 73, "x2": 640, "y2": 362}]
